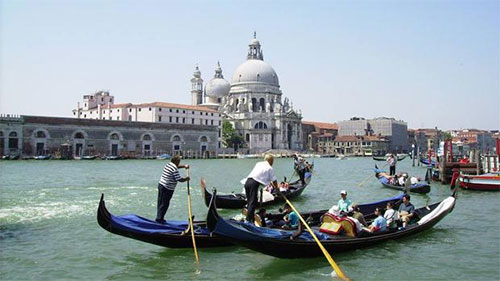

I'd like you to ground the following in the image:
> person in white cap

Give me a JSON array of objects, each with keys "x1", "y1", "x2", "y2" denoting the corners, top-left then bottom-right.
[{"x1": 338, "y1": 190, "x2": 353, "y2": 213}]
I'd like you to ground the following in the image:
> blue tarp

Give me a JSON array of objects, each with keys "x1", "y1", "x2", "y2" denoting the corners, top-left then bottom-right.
[{"x1": 110, "y1": 214, "x2": 211, "y2": 235}]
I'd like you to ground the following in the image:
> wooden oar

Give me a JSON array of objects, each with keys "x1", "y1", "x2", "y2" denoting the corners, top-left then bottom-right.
[
  {"x1": 358, "y1": 162, "x2": 389, "y2": 187},
  {"x1": 277, "y1": 192, "x2": 350, "y2": 281},
  {"x1": 186, "y1": 168, "x2": 200, "y2": 264}
]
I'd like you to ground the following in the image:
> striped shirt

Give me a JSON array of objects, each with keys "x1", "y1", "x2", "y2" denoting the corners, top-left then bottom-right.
[{"x1": 159, "y1": 162, "x2": 182, "y2": 190}]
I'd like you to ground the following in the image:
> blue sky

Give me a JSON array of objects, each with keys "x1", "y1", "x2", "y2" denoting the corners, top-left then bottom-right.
[{"x1": 1, "y1": 0, "x2": 499, "y2": 130}]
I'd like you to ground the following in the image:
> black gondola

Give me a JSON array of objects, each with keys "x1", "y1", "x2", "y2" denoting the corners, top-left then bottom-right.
[
  {"x1": 201, "y1": 166, "x2": 314, "y2": 209},
  {"x1": 97, "y1": 194, "x2": 231, "y2": 248},
  {"x1": 374, "y1": 167, "x2": 431, "y2": 194},
  {"x1": 207, "y1": 189, "x2": 457, "y2": 258}
]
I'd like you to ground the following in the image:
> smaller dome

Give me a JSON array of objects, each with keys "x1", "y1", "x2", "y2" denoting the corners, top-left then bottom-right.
[
  {"x1": 250, "y1": 38, "x2": 260, "y2": 46},
  {"x1": 205, "y1": 78, "x2": 230, "y2": 97}
]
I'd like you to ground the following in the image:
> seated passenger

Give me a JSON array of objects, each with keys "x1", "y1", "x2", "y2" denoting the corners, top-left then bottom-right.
[
  {"x1": 256, "y1": 208, "x2": 272, "y2": 227},
  {"x1": 398, "y1": 194, "x2": 415, "y2": 228},
  {"x1": 282, "y1": 204, "x2": 299, "y2": 229},
  {"x1": 351, "y1": 203, "x2": 367, "y2": 227},
  {"x1": 410, "y1": 176, "x2": 419, "y2": 185},
  {"x1": 368, "y1": 207, "x2": 387, "y2": 233},
  {"x1": 279, "y1": 181, "x2": 290, "y2": 192},
  {"x1": 383, "y1": 202, "x2": 398, "y2": 228}
]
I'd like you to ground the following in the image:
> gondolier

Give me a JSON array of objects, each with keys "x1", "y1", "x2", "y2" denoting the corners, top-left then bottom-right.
[
  {"x1": 156, "y1": 155, "x2": 190, "y2": 223},
  {"x1": 241, "y1": 154, "x2": 278, "y2": 223},
  {"x1": 387, "y1": 154, "x2": 396, "y2": 175}
]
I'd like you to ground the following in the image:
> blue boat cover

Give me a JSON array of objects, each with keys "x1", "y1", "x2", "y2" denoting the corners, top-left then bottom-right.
[
  {"x1": 110, "y1": 214, "x2": 211, "y2": 236},
  {"x1": 226, "y1": 220, "x2": 333, "y2": 241}
]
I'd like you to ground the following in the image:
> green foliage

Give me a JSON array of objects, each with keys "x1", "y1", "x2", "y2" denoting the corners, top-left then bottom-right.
[
  {"x1": 443, "y1": 132, "x2": 452, "y2": 140},
  {"x1": 222, "y1": 120, "x2": 244, "y2": 150}
]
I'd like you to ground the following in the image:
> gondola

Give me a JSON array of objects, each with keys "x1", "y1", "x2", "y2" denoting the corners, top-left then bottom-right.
[
  {"x1": 420, "y1": 157, "x2": 437, "y2": 167},
  {"x1": 374, "y1": 167, "x2": 431, "y2": 194},
  {"x1": 97, "y1": 194, "x2": 231, "y2": 248},
  {"x1": 201, "y1": 166, "x2": 314, "y2": 209},
  {"x1": 206, "y1": 189, "x2": 457, "y2": 258}
]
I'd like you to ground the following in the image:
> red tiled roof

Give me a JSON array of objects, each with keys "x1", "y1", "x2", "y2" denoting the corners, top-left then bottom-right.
[{"x1": 302, "y1": 120, "x2": 338, "y2": 130}]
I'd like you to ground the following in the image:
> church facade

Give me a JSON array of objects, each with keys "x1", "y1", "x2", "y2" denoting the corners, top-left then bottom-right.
[{"x1": 192, "y1": 34, "x2": 303, "y2": 153}]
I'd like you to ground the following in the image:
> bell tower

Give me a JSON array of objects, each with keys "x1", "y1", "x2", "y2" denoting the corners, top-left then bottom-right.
[{"x1": 191, "y1": 65, "x2": 203, "y2": 105}]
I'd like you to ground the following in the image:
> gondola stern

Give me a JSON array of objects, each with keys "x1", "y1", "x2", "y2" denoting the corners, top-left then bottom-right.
[
  {"x1": 200, "y1": 178, "x2": 212, "y2": 207},
  {"x1": 206, "y1": 188, "x2": 220, "y2": 232}
]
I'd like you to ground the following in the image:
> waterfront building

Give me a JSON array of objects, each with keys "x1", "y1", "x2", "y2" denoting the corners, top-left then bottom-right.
[
  {"x1": 72, "y1": 91, "x2": 223, "y2": 149},
  {"x1": 301, "y1": 121, "x2": 338, "y2": 153},
  {"x1": 448, "y1": 129, "x2": 496, "y2": 154},
  {"x1": 191, "y1": 33, "x2": 303, "y2": 153},
  {"x1": 338, "y1": 117, "x2": 408, "y2": 152},
  {"x1": 0, "y1": 115, "x2": 218, "y2": 158},
  {"x1": 332, "y1": 135, "x2": 389, "y2": 156}
]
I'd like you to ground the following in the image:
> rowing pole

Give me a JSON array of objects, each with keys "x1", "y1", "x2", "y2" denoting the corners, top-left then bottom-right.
[
  {"x1": 277, "y1": 192, "x2": 350, "y2": 281},
  {"x1": 358, "y1": 161, "x2": 389, "y2": 187},
  {"x1": 186, "y1": 168, "x2": 200, "y2": 263}
]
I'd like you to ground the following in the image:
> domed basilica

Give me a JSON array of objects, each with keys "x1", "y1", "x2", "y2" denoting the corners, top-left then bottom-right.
[{"x1": 191, "y1": 33, "x2": 303, "y2": 153}]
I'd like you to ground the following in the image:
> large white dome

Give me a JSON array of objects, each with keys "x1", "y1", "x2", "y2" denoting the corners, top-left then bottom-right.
[
  {"x1": 231, "y1": 59, "x2": 279, "y2": 86},
  {"x1": 205, "y1": 78, "x2": 230, "y2": 97}
]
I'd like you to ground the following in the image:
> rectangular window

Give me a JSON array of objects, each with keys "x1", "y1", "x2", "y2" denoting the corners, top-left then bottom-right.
[
  {"x1": 192, "y1": 118, "x2": 195, "y2": 124},
  {"x1": 169, "y1": 116, "x2": 172, "y2": 122},
  {"x1": 110, "y1": 110, "x2": 112, "y2": 113},
  {"x1": 192, "y1": 111, "x2": 194, "y2": 114},
  {"x1": 169, "y1": 108, "x2": 172, "y2": 112},
  {"x1": 176, "y1": 117, "x2": 179, "y2": 123},
  {"x1": 149, "y1": 107, "x2": 152, "y2": 111},
  {"x1": 159, "y1": 116, "x2": 162, "y2": 122},
  {"x1": 159, "y1": 108, "x2": 162, "y2": 111},
  {"x1": 182, "y1": 118, "x2": 185, "y2": 123},
  {"x1": 219, "y1": 121, "x2": 221, "y2": 126},
  {"x1": 200, "y1": 112, "x2": 202, "y2": 115},
  {"x1": 205, "y1": 112, "x2": 208, "y2": 116},
  {"x1": 211, "y1": 120, "x2": 214, "y2": 125},
  {"x1": 84, "y1": 114, "x2": 86, "y2": 118},
  {"x1": 129, "y1": 108, "x2": 132, "y2": 112},
  {"x1": 117, "y1": 117, "x2": 120, "y2": 120},
  {"x1": 183, "y1": 110, "x2": 185, "y2": 113},
  {"x1": 211, "y1": 113, "x2": 213, "y2": 116},
  {"x1": 176, "y1": 109, "x2": 179, "y2": 113},
  {"x1": 205, "y1": 120, "x2": 208, "y2": 125},
  {"x1": 139, "y1": 108, "x2": 142, "y2": 112}
]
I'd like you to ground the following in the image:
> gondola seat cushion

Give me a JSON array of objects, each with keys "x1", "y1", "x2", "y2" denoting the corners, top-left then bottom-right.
[{"x1": 319, "y1": 214, "x2": 357, "y2": 237}]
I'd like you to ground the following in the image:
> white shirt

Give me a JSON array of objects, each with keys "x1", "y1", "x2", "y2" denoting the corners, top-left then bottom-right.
[
  {"x1": 241, "y1": 161, "x2": 277, "y2": 186},
  {"x1": 383, "y1": 209, "x2": 398, "y2": 225}
]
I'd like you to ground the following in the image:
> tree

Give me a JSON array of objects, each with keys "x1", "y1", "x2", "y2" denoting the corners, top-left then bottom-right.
[{"x1": 222, "y1": 120, "x2": 244, "y2": 151}]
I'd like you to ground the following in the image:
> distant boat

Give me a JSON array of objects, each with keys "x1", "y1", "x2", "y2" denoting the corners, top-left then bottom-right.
[
  {"x1": 420, "y1": 157, "x2": 437, "y2": 167},
  {"x1": 156, "y1": 154, "x2": 171, "y2": 160},
  {"x1": 102, "y1": 155, "x2": 122, "y2": 160},
  {"x1": 2, "y1": 155, "x2": 19, "y2": 160},
  {"x1": 336, "y1": 154, "x2": 347, "y2": 160},
  {"x1": 373, "y1": 154, "x2": 406, "y2": 161},
  {"x1": 78, "y1": 155, "x2": 98, "y2": 160},
  {"x1": 34, "y1": 155, "x2": 52, "y2": 160}
]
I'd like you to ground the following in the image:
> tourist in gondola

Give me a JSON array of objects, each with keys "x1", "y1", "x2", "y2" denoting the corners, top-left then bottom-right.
[
  {"x1": 155, "y1": 155, "x2": 190, "y2": 223},
  {"x1": 282, "y1": 203, "x2": 299, "y2": 229},
  {"x1": 398, "y1": 194, "x2": 415, "y2": 228},
  {"x1": 368, "y1": 207, "x2": 387, "y2": 232},
  {"x1": 351, "y1": 203, "x2": 367, "y2": 227},
  {"x1": 241, "y1": 154, "x2": 278, "y2": 223},
  {"x1": 387, "y1": 154, "x2": 396, "y2": 175},
  {"x1": 384, "y1": 202, "x2": 398, "y2": 228}
]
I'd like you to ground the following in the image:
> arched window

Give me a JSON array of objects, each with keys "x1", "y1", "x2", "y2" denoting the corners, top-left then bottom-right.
[
  {"x1": 252, "y1": 98, "x2": 258, "y2": 112},
  {"x1": 172, "y1": 135, "x2": 181, "y2": 142},
  {"x1": 142, "y1": 134, "x2": 152, "y2": 141},
  {"x1": 200, "y1": 136, "x2": 208, "y2": 142},
  {"x1": 259, "y1": 98, "x2": 265, "y2": 112},
  {"x1": 74, "y1": 132, "x2": 85, "y2": 139},
  {"x1": 8, "y1": 132, "x2": 18, "y2": 149},
  {"x1": 110, "y1": 133, "x2": 119, "y2": 140},
  {"x1": 9, "y1": 132, "x2": 17, "y2": 137},
  {"x1": 254, "y1": 121, "x2": 268, "y2": 129},
  {"x1": 35, "y1": 131, "x2": 46, "y2": 138}
]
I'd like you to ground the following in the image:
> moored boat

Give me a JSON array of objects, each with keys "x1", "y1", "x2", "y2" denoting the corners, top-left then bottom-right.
[
  {"x1": 33, "y1": 155, "x2": 52, "y2": 160},
  {"x1": 206, "y1": 190, "x2": 457, "y2": 258},
  {"x1": 97, "y1": 194, "x2": 231, "y2": 248},
  {"x1": 451, "y1": 172, "x2": 500, "y2": 191},
  {"x1": 420, "y1": 157, "x2": 437, "y2": 167},
  {"x1": 373, "y1": 154, "x2": 407, "y2": 162}
]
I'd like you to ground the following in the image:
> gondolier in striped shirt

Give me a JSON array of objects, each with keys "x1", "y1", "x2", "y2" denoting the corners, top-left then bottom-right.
[{"x1": 156, "y1": 155, "x2": 190, "y2": 223}]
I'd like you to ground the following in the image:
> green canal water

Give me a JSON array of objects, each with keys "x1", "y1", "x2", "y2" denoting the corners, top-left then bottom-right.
[{"x1": 1, "y1": 158, "x2": 499, "y2": 280}]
